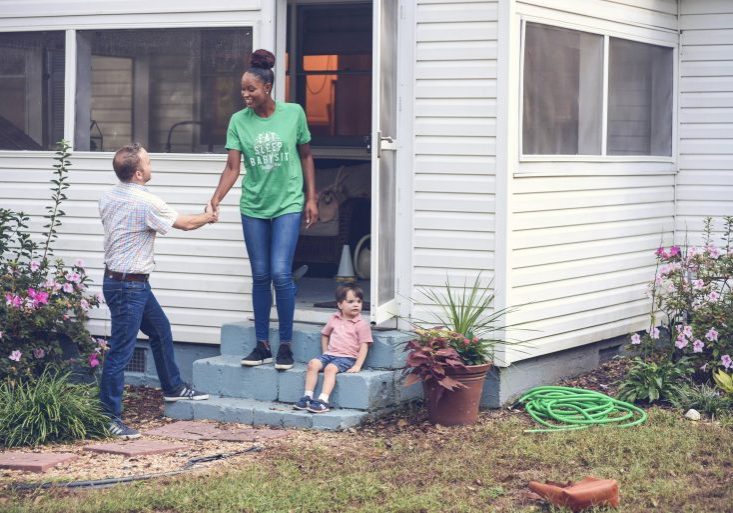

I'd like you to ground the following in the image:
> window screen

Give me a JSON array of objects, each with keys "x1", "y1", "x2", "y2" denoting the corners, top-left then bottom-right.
[
  {"x1": 523, "y1": 23, "x2": 603, "y2": 155},
  {"x1": 0, "y1": 31, "x2": 65, "y2": 151},
  {"x1": 75, "y1": 27, "x2": 253, "y2": 154}
]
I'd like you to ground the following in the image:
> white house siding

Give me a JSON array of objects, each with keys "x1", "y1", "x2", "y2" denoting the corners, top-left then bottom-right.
[
  {"x1": 507, "y1": 0, "x2": 679, "y2": 362},
  {"x1": 411, "y1": 0, "x2": 499, "y2": 314},
  {"x1": 0, "y1": 0, "x2": 264, "y2": 345},
  {"x1": 678, "y1": 0, "x2": 733, "y2": 244}
]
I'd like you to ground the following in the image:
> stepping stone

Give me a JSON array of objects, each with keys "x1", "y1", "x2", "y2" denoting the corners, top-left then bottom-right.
[
  {"x1": 83, "y1": 440, "x2": 187, "y2": 457},
  {"x1": 145, "y1": 420, "x2": 290, "y2": 442},
  {"x1": 0, "y1": 452, "x2": 78, "y2": 473}
]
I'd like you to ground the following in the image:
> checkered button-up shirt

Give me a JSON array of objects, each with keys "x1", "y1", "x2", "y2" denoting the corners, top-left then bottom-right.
[{"x1": 99, "y1": 182, "x2": 178, "y2": 274}]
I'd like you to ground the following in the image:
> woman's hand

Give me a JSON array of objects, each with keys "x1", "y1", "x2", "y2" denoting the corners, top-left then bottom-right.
[{"x1": 304, "y1": 197, "x2": 319, "y2": 229}]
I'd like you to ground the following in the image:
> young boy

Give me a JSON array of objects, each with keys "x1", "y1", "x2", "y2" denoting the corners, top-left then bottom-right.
[{"x1": 294, "y1": 284, "x2": 372, "y2": 413}]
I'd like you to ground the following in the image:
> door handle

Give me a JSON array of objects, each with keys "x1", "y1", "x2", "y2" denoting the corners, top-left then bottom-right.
[{"x1": 376, "y1": 131, "x2": 397, "y2": 159}]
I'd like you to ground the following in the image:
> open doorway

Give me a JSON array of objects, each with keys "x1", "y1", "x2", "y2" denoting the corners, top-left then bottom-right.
[{"x1": 286, "y1": 1, "x2": 373, "y2": 312}]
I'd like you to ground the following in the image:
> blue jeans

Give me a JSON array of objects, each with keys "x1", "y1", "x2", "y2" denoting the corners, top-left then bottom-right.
[
  {"x1": 241, "y1": 212, "x2": 301, "y2": 343},
  {"x1": 99, "y1": 276, "x2": 183, "y2": 419}
]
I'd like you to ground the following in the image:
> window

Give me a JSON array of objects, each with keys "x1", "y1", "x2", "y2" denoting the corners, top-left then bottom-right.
[
  {"x1": 0, "y1": 31, "x2": 65, "y2": 151},
  {"x1": 287, "y1": 3, "x2": 372, "y2": 147},
  {"x1": 522, "y1": 22, "x2": 673, "y2": 157},
  {"x1": 75, "y1": 27, "x2": 252, "y2": 154}
]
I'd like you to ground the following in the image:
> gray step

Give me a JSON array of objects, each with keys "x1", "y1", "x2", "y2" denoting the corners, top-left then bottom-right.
[
  {"x1": 220, "y1": 322, "x2": 412, "y2": 370},
  {"x1": 165, "y1": 396, "x2": 369, "y2": 431},
  {"x1": 192, "y1": 355, "x2": 410, "y2": 410}
]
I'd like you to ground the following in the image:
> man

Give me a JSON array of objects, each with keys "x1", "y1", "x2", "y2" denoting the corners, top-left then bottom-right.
[{"x1": 99, "y1": 143, "x2": 216, "y2": 439}]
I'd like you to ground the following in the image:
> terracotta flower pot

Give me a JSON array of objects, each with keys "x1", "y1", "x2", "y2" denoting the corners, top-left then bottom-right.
[{"x1": 423, "y1": 363, "x2": 492, "y2": 426}]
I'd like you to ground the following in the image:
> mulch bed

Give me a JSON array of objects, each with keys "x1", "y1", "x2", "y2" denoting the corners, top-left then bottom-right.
[{"x1": 0, "y1": 358, "x2": 634, "y2": 486}]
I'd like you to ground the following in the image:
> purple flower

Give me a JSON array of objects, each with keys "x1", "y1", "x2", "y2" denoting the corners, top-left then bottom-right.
[
  {"x1": 655, "y1": 247, "x2": 668, "y2": 259},
  {"x1": 669, "y1": 246, "x2": 681, "y2": 257},
  {"x1": 65, "y1": 271, "x2": 81, "y2": 284},
  {"x1": 630, "y1": 333, "x2": 641, "y2": 345},
  {"x1": 722, "y1": 355, "x2": 733, "y2": 370},
  {"x1": 705, "y1": 328, "x2": 719, "y2": 342},
  {"x1": 683, "y1": 325, "x2": 693, "y2": 338},
  {"x1": 708, "y1": 291, "x2": 720, "y2": 301},
  {"x1": 62, "y1": 283, "x2": 74, "y2": 293},
  {"x1": 33, "y1": 348, "x2": 45, "y2": 359},
  {"x1": 30, "y1": 260, "x2": 40, "y2": 272},
  {"x1": 9, "y1": 350, "x2": 22, "y2": 362},
  {"x1": 675, "y1": 336, "x2": 689, "y2": 349},
  {"x1": 75, "y1": 259, "x2": 85, "y2": 268},
  {"x1": 706, "y1": 245, "x2": 721, "y2": 259},
  {"x1": 692, "y1": 279, "x2": 704, "y2": 290},
  {"x1": 649, "y1": 327, "x2": 660, "y2": 340},
  {"x1": 80, "y1": 299, "x2": 89, "y2": 311},
  {"x1": 692, "y1": 340, "x2": 704, "y2": 353}
]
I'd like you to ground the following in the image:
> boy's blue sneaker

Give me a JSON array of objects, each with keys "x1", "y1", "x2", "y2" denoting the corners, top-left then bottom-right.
[
  {"x1": 307, "y1": 399, "x2": 330, "y2": 413},
  {"x1": 293, "y1": 396, "x2": 311, "y2": 410}
]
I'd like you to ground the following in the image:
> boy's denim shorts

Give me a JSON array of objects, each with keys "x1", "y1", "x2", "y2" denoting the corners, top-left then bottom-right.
[{"x1": 317, "y1": 354, "x2": 357, "y2": 373}]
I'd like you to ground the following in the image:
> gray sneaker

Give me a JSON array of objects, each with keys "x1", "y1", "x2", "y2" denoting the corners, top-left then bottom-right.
[
  {"x1": 109, "y1": 419, "x2": 141, "y2": 439},
  {"x1": 163, "y1": 384, "x2": 209, "y2": 402}
]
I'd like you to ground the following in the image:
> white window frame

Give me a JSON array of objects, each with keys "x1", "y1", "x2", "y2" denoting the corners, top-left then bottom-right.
[{"x1": 517, "y1": 15, "x2": 678, "y2": 175}]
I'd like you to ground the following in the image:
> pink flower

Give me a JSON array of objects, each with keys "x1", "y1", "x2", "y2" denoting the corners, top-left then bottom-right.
[
  {"x1": 669, "y1": 246, "x2": 681, "y2": 257},
  {"x1": 43, "y1": 278, "x2": 57, "y2": 289},
  {"x1": 675, "y1": 336, "x2": 689, "y2": 349},
  {"x1": 683, "y1": 325, "x2": 693, "y2": 338},
  {"x1": 75, "y1": 259, "x2": 85, "y2": 268},
  {"x1": 655, "y1": 247, "x2": 668, "y2": 259},
  {"x1": 692, "y1": 279, "x2": 704, "y2": 290},
  {"x1": 708, "y1": 291, "x2": 720, "y2": 301},
  {"x1": 706, "y1": 245, "x2": 721, "y2": 259},
  {"x1": 30, "y1": 260, "x2": 40, "y2": 272},
  {"x1": 96, "y1": 339, "x2": 109, "y2": 352},
  {"x1": 80, "y1": 299, "x2": 89, "y2": 311},
  {"x1": 33, "y1": 348, "x2": 45, "y2": 359},
  {"x1": 692, "y1": 340, "x2": 704, "y2": 353},
  {"x1": 649, "y1": 327, "x2": 660, "y2": 340},
  {"x1": 88, "y1": 353, "x2": 100, "y2": 368},
  {"x1": 706, "y1": 328, "x2": 719, "y2": 342},
  {"x1": 96, "y1": 292, "x2": 104, "y2": 303},
  {"x1": 0, "y1": 331, "x2": 3, "y2": 339},
  {"x1": 722, "y1": 355, "x2": 733, "y2": 370},
  {"x1": 9, "y1": 350, "x2": 22, "y2": 362},
  {"x1": 62, "y1": 283, "x2": 74, "y2": 293},
  {"x1": 65, "y1": 272, "x2": 81, "y2": 284},
  {"x1": 630, "y1": 333, "x2": 641, "y2": 345}
]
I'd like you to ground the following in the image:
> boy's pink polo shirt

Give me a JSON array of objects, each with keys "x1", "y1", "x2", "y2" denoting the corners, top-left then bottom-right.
[{"x1": 321, "y1": 312, "x2": 373, "y2": 358}]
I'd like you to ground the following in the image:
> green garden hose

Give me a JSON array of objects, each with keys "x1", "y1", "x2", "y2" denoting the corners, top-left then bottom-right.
[{"x1": 517, "y1": 386, "x2": 647, "y2": 433}]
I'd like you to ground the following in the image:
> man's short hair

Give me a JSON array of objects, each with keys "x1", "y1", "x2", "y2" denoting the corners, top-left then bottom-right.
[
  {"x1": 335, "y1": 283, "x2": 364, "y2": 302},
  {"x1": 113, "y1": 143, "x2": 144, "y2": 182}
]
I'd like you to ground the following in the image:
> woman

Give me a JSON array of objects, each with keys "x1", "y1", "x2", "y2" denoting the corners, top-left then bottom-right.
[{"x1": 208, "y1": 49, "x2": 318, "y2": 371}]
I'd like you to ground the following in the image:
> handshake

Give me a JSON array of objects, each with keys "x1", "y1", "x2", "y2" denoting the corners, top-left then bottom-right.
[{"x1": 203, "y1": 200, "x2": 220, "y2": 224}]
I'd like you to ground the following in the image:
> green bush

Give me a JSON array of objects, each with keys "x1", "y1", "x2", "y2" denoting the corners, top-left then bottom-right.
[
  {"x1": 0, "y1": 370, "x2": 109, "y2": 447},
  {"x1": 617, "y1": 356, "x2": 693, "y2": 404}
]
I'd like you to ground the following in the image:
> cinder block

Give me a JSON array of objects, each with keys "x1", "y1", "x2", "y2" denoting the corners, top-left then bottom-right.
[
  {"x1": 365, "y1": 331, "x2": 413, "y2": 369},
  {"x1": 277, "y1": 364, "x2": 308, "y2": 404},
  {"x1": 165, "y1": 400, "x2": 194, "y2": 420},
  {"x1": 311, "y1": 410, "x2": 368, "y2": 430},
  {"x1": 220, "y1": 322, "x2": 255, "y2": 356},
  {"x1": 192, "y1": 358, "x2": 224, "y2": 394},
  {"x1": 393, "y1": 372, "x2": 423, "y2": 403}
]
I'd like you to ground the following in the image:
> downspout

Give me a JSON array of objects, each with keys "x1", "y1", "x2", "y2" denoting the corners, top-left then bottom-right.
[{"x1": 673, "y1": 0, "x2": 681, "y2": 242}]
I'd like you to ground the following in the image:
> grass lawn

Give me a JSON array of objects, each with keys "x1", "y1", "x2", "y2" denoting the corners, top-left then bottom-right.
[{"x1": 2, "y1": 407, "x2": 731, "y2": 513}]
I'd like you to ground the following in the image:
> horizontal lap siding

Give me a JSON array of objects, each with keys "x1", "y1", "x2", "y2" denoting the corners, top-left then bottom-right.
[
  {"x1": 0, "y1": 154, "x2": 246, "y2": 344},
  {"x1": 412, "y1": 1, "x2": 498, "y2": 302},
  {"x1": 678, "y1": 0, "x2": 733, "y2": 242},
  {"x1": 509, "y1": 0, "x2": 678, "y2": 361}
]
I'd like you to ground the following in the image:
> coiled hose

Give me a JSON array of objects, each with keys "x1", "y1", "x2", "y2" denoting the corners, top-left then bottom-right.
[{"x1": 517, "y1": 386, "x2": 647, "y2": 433}]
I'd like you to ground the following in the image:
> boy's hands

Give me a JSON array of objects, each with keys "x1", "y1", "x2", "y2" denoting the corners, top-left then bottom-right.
[{"x1": 346, "y1": 365, "x2": 362, "y2": 373}]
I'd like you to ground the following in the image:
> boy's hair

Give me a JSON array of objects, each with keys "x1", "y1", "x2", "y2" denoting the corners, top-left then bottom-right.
[{"x1": 335, "y1": 283, "x2": 363, "y2": 303}]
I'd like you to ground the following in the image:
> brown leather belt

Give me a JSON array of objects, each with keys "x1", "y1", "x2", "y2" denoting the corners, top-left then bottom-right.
[{"x1": 105, "y1": 268, "x2": 149, "y2": 282}]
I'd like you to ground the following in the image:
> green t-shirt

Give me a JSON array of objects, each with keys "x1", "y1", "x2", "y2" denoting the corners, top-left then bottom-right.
[{"x1": 225, "y1": 102, "x2": 311, "y2": 218}]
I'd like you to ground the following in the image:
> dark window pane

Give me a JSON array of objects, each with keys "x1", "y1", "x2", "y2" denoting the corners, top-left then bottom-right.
[
  {"x1": 76, "y1": 27, "x2": 252, "y2": 153},
  {"x1": 0, "y1": 32, "x2": 65, "y2": 151}
]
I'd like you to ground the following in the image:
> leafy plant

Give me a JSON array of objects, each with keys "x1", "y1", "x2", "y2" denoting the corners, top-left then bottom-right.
[
  {"x1": 0, "y1": 141, "x2": 105, "y2": 381},
  {"x1": 403, "y1": 328, "x2": 469, "y2": 394},
  {"x1": 617, "y1": 357, "x2": 693, "y2": 404},
  {"x1": 670, "y1": 382, "x2": 732, "y2": 419},
  {"x1": 0, "y1": 370, "x2": 109, "y2": 447},
  {"x1": 713, "y1": 369, "x2": 733, "y2": 395}
]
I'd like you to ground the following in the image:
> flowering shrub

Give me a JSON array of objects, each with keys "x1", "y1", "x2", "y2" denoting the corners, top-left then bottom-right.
[
  {"x1": 630, "y1": 217, "x2": 733, "y2": 380},
  {"x1": 0, "y1": 141, "x2": 106, "y2": 382}
]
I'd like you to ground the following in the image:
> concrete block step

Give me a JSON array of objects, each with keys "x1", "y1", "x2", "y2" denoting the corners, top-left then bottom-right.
[
  {"x1": 192, "y1": 356, "x2": 402, "y2": 410},
  {"x1": 165, "y1": 396, "x2": 369, "y2": 431},
  {"x1": 219, "y1": 322, "x2": 412, "y2": 370}
]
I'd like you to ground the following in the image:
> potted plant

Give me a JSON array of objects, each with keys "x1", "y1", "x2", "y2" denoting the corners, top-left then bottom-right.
[{"x1": 403, "y1": 274, "x2": 514, "y2": 426}]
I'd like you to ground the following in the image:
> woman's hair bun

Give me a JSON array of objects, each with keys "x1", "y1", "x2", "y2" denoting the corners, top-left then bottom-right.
[{"x1": 250, "y1": 49, "x2": 275, "y2": 70}]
